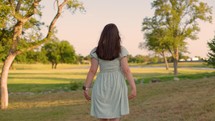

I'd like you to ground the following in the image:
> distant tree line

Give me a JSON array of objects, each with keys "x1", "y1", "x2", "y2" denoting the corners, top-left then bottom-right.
[
  {"x1": 127, "y1": 53, "x2": 194, "y2": 64},
  {"x1": 0, "y1": 39, "x2": 88, "y2": 69},
  {"x1": 128, "y1": 54, "x2": 162, "y2": 64},
  {"x1": 1, "y1": 45, "x2": 203, "y2": 68}
]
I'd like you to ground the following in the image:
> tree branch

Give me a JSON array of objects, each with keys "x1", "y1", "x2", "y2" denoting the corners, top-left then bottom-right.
[
  {"x1": 46, "y1": 0, "x2": 68, "y2": 39},
  {"x1": 8, "y1": 0, "x2": 16, "y2": 16},
  {"x1": 15, "y1": 0, "x2": 69, "y2": 55},
  {"x1": 15, "y1": 0, "x2": 22, "y2": 12},
  {"x1": 23, "y1": 0, "x2": 40, "y2": 22}
]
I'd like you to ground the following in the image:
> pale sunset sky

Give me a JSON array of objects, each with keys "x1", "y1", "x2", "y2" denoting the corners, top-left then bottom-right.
[{"x1": 40, "y1": 0, "x2": 215, "y2": 58}]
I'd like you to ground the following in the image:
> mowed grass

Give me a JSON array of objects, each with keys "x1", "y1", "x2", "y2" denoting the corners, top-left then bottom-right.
[
  {"x1": 6, "y1": 63, "x2": 214, "y2": 92},
  {"x1": 7, "y1": 64, "x2": 89, "y2": 92},
  {"x1": 0, "y1": 63, "x2": 214, "y2": 121}
]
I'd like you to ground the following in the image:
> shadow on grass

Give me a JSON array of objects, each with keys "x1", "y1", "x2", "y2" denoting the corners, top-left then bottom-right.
[
  {"x1": 8, "y1": 84, "x2": 69, "y2": 92},
  {"x1": 9, "y1": 77, "x2": 76, "y2": 81},
  {"x1": 8, "y1": 81, "x2": 84, "y2": 93}
]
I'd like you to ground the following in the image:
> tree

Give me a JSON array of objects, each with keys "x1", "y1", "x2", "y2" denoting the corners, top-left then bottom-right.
[
  {"x1": 142, "y1": 0, "x2": 212, "y2": 75},
  {"x1": 42, "y1": 41, "x2": 60, "y2": 69},
  {"x1": 207, "y1": 35, "x2": 215, "y2": 68},
  {"x1": 42, "y1": 40, "x2": 77, "y2": 69},
  {"x1": 0, "y1": 0, "x2": 84, "y2": 109},
  {"x1": 59, "y1": 40, "x2": 76, "y2": 64}
]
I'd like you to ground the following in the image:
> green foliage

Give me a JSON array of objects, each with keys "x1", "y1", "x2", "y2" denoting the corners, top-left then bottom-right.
[
  {"x1": 15, "y1": 49, "x2": 48, "y2": 64},
  {"x1": 0, "y1": 0, "x2": 84, "y2": 60},
  {"x1": 69, "y1": 82, "x2": 81, "y2": 91},
  {"x1": 15, "y1": 52, "x2": 27, "y2": 63},
  {"x1": 12, "y1": 40, "x2": 79, "y2": 64},
  {"x1": 128, "y1": 54, "x2": 147, "y2": 63},
  {"x1": 143, "y1": 0, "x2": 212, "y2": 53},
  {"x1": 207, "y1": 36, "x2": 215, "y2": 68},
  {"x1": 59, "y1": 40, "x2": 76, "y2": 63},
  {"x1": 152, "y1": 0, "x2": 211, "y2": 43},
  {"x1": 149, "y1": 56, "x2": 160, "y2": 64},
  {"x1": 0, "y1": 29, "x2": 13, "y2": 62},
  {"x1": 128, "y1": 54, "x2": 164, "y2": 64},
  {"x1": 43, "y1": 41, "x2": 61, "y2": 65},
  {"x1": 0, "y1": 0, "x2": 10, "y2": 28},
  {"x1": 42, "y1": 40, "x2": 77, "y2": 68},
  {"x1": 66, "y1": 0, "x2": 85, "y2": 13},
  {"x1": 141, "y1": 17, "x2": 170, "y2": 55}
]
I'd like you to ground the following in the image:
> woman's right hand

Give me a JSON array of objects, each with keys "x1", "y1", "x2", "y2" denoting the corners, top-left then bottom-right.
[
  {"x1": 83, "y1": 90, "x2": 91, "y2": 101},
  {"x1": 128, "y1": 89, "x2": 136, "y2": 100}
]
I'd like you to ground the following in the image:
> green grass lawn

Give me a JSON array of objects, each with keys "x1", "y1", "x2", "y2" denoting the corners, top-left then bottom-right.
[
  {"x1": 5, "y1": 62, "x2": 214, "y2": 92},
  {"x1": 0, "y1": 63, "x2": 215, "y2": 121}
]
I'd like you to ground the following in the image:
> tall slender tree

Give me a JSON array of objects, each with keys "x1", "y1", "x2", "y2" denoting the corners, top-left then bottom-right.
[
  {"x1": 0, "y1": 0, "x2": 84, "y2": 109},
  {"x1": 142, "y1": 0, "x2": 212, "y2": 75}
]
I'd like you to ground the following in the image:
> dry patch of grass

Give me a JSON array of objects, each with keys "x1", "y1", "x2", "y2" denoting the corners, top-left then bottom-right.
[
  {"x1": 126, "y1": 76, "x2": 215, "y2": 121},
  {"x1": 8, "y1": 92, "x2": 85, "y2": 110}
]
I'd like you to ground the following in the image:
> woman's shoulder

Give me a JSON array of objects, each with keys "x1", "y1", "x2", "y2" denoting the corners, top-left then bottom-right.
[
  {"x1": 120, "y1": 46, "x2": 128, "y2": 53},
  {"x1": 120, "y1": 46, "x2": 129, "y2": 58},
  {"x1": 120, "y1": 46, "x2": 127, "y2": 51},
  {"x1": 90, "y1": 47, "x2": 98, "y2": 60},
  {"x1": 90, "y1": 47, "x2": 97, "y2": 54}
]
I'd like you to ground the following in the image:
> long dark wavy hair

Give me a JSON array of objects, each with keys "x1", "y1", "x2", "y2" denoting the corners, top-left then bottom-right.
[{"x1": 96, "y1": 23, "x2": 121, "y2": 60}]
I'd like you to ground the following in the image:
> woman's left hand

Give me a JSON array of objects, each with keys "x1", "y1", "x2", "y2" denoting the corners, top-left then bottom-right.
[{"x1": 83, "y1": 90, "x2": 91, "y2": 101}]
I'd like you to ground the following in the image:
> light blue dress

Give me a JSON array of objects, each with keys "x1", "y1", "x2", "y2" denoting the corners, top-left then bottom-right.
[{"x1": 90, "y1": 46, "x2": 129, "y2": 118}]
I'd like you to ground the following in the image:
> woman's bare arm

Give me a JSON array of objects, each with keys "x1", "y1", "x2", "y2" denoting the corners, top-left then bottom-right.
[
  {"x1": 83, "y1": 58, "x2": 98, "y2": 100},
  {"x1": 120, "y1": 57, "x2": 136, "y2": 99}
]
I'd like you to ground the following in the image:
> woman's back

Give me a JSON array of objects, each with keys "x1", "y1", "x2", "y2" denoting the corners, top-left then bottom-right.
[{"x1": 90, "y1": 46, "x2": 128, "y2": 73}]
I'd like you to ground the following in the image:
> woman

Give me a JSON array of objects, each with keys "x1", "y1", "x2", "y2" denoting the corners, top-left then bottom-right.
[{"x1": 83, "y1": 23, "x2": 136, "y2": 121}]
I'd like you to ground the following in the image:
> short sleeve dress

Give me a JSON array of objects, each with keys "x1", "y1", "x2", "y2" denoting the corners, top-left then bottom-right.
[{"x1": 90, "y1": 46, "x2": 129, "y2": 119}]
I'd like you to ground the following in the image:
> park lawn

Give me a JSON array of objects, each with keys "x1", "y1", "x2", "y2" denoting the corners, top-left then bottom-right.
[
  {"x1": 6, "y1": 64, "x2": 89, "y2": 92},
  {"x1": 0, "y1": 63, "x2": 214, "y2": 121},
  {"x1": 5, "y1": 63, "x2": 214, "y2": 92}
]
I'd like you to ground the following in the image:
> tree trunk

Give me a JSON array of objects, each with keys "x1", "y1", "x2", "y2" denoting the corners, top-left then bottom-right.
[
  {"x1": 173, "y1": 58, "x2": 178, "y2": 75},
  {"x1": 162, "y1": 51, "x2": 169, "y2": 70},
  {"x1": 0, "y1": 19, "x2": 23, "y2": 110},
  {"x1": 55, "y1": 63, "x2": 57, "y2": 69},
  {"x1": 173, "y1": 47, "x2": 179, "y2": 76},
  {"x1": 1, "y1": 54, "x2": 16, "y2": 109},
  {"x1": 9, "y1": 61, "x2": 15, "y2": 70},
  {"x1": 52, "y1": 62, "x2": 54, "y2": 69}
]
